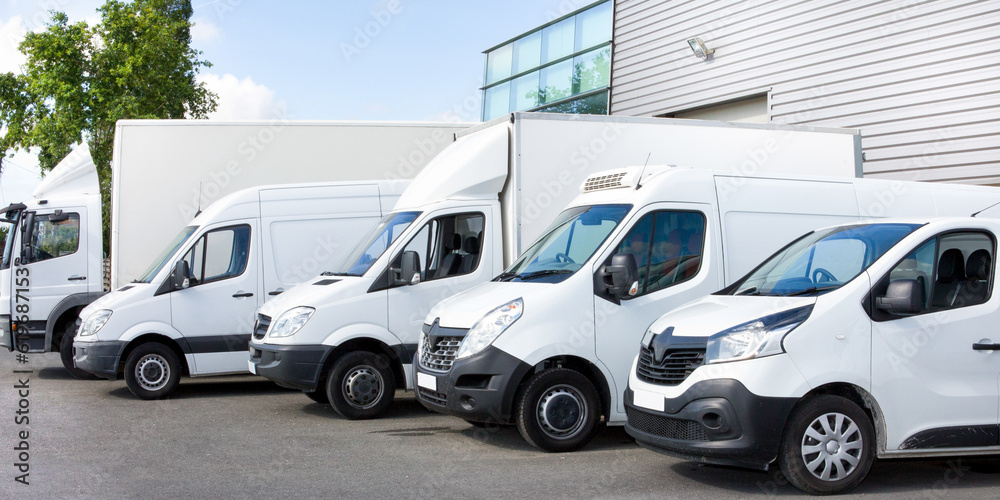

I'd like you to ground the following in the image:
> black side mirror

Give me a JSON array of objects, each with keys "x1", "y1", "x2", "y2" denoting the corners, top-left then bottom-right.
[
  {"x1": 391, "y1": 251, "x2": 421, "y2": 286},
  {"x1": 172, "y1": 260, "x2": 191, "y2": 290},
  {"x1": 602, "y1": 253, "x2": 640, "y2": 299},
  {"x1": 19, "y1": 212, "x2": 35, "y2": 262},
  {"x1": 876, "y1": 279, "x2": 924, "y2": 314}
]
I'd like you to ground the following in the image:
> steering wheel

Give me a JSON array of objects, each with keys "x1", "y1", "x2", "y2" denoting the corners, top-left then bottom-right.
[
  {"x1": 555, "y1": 252, "x2": 576, "y2": 264},
  {"x1": 812, "y1": 267, "x2": 836, "y2": 283}
]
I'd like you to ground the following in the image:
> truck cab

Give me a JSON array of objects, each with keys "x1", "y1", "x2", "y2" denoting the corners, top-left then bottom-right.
[{"x1": 0, "y1": 146, "x2": 104, "y2": 378}]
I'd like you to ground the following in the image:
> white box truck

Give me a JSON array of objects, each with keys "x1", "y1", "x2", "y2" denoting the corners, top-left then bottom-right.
[
  {"x1": 73, "y1": 180, "x2": 406, "y2": 398},
  {"x1": 625, "y1": 216, "x2": 1000, "y2": 495},
  {"x1": 0, "y1": 121, "x2": 466, "y2": 377},
  {"x1": 111, "y1": 120, "x2": 470, "y2": 288},
  {"x1": 415, "y1": 166, "x2": 1000, "y2": 452},
  {"x1": 249, "y1": 112, "x2": 862, "y2": 417}
]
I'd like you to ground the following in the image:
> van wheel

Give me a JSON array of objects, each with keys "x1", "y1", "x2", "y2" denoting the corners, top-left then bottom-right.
[
  {"x1": 515, "y1": 369, "x2": 600, "y2": 452},
  {"x1": 60, "y1": 324, "x2": 96, "y2": 379},
  {"x1": 778, "y1": 395, "x2": 875, "y2": 495},
  {"x1": 305, "y1": 389, "x2": 329, "y2": 404},
  {"x1": 124, "y1": 343, "x2": 181, "y2": 400},
  {"x1": 326, "y1": 351, "x2": 395, "y2": 419}
]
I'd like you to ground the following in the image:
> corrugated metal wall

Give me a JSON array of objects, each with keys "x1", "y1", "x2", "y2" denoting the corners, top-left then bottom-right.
[{"x1": 611, "y1": 0, "x2": 1000, "y2": 185}]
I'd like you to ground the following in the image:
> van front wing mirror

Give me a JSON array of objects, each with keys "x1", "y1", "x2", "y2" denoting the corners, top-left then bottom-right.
[
  {"x1": 875, "y1": 278, "x2": 924, "y2": 315},
  {"x1": 171, "y1": 260, "x2": 191, "y2": 290},
  {"x1": 601, "y1": 253, "x2": 640, "y2": 300},
  {"x1": 391, "y1": 250, "x2": 421, "y2": 286},
  {"x1": 19, "y1": 211, "x2": 35, "y2": 263}
]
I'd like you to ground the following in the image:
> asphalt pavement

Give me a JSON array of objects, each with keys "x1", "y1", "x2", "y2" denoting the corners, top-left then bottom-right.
[{"x1": 1, "y1": 351, "x2": 997, "y2": 499}]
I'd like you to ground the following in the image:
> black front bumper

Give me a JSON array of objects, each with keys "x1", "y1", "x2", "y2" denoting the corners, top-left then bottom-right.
[
  {"x1": 250, "y1": 342, "x2": 332, "y2": 391},
  {"x1": 413, "y1": 345, "x2": 532, "y2": 425},
  {"x1": 624, "y1": 379, "x2": 798, "y2": 470},
  {"x1": 73, "y1": 340, "x2": 127, "y2": 380}
]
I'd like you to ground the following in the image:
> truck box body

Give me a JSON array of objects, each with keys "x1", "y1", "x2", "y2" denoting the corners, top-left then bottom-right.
[
  {"x1": 249, "y1": 112, "x2": 863, "y2": 418},
  {"x1": 111, "y1": 120, "x2": 471, "y2": 288}
]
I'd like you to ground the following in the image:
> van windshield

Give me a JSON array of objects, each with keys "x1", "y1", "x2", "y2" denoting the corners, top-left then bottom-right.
[
  {"x1": 729, "y1": 223, "x2": 921, "y2": 297},
  {"x1": 326, "y1": 211, "x2": 420, "y2": 277},
  {"x1": 135, "y1": 226, "x2": 198, "y2": 283},
  {"x1": 499, "y1": 204, "x2": 631, "y2": 284}
]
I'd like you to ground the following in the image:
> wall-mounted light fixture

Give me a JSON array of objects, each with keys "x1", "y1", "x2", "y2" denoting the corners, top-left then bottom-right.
[{"x1": 687, "y1": 37, "x2": 715, "y2": 59}]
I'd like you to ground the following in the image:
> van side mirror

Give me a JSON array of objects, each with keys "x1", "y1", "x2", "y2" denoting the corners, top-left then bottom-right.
[
  {"x1": 602, "y1": 253, "x2": 640, "y2": 299},
  {"x1": 172, "y1": 260, "x2": 191, "y2": 290},
  {"x1": 391, "y1": 251, "x2": 421, "y2": 286},
  {"x1": 19, "y1": 211, "x2": 35, "y2": 262},
  {"x1": 876, "y1": 279, "x2": 924, "y2": 314}
]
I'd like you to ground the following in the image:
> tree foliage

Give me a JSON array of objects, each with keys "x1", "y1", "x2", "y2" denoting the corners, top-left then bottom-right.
[{"x1": 0, "y1": 0, "x2": 217, "y2": 254}]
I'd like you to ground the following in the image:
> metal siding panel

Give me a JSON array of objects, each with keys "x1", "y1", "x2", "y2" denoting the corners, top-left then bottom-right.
[{"x1": 611, "y1": 0, "x2": 1000, "y2": 184}]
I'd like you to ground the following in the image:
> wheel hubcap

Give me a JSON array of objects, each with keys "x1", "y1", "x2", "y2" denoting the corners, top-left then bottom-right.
[
  {"x1": 536, "y1": 385, "x2": 587, "y2": 439},
  {"x1": 135, "y1": 354, "x2": 170, "y2": 391},
  {"x1": 801, "y1": 412, "x2": 864, "y2": 482},
  {"x1": 343, "y1": 365, "x2": 384, "y2": 410}
]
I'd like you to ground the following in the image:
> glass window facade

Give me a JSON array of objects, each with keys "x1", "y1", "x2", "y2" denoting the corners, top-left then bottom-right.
[{"x1": 482, "y1": 0, "x2": 612, "y2": 121}]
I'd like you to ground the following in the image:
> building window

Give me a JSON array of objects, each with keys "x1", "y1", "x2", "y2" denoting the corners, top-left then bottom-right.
[{"x1": 482, "y1": 0, "x2": 613, "y2": 121}]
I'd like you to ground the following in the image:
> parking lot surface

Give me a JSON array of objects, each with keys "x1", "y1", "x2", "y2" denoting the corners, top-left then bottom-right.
[{"x1": 1, "y1": 352, "x2": 997, "y2": 499}]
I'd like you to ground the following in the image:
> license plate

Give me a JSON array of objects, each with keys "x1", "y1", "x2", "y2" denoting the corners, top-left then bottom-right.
[
  {"x1": 633, "y1": 388, "x2": 665, "y2": 412},
  {"x1": 417, "y1": 371, "x2": 437, "y2": 391},
  {"x1": 247, "y1": 360, "x2": 256, "y2": 375}
]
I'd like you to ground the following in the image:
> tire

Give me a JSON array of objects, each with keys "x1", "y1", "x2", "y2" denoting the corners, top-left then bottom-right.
[
  {"x1": 305, "y1": 389, "x2": 329, "y2": 404},
  {"x1": 59, "y1": 324, "x2": 97, "y2": 380},
  {"x1": 325, "y1": 351, "x2": 395, "y2": 419},
  {"x1": 124, "y1": 343, "x2": 181, "y2": 400},
  {"x1": 778, "y1": 395, "x2": 876, "y2": 495},
  {"x1": 515, "y1": 368, "x2": 600, "y2": 452}
]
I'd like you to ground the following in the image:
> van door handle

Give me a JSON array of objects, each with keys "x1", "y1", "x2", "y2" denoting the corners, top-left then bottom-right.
[
  {"x1": 972, "y1": 343, "x2": 1000, "y2": 351},
  {"x1": 232, "y1": 292, "x2": 254, "y2": 298},
  {"x1": 268, "y1": 289, "x2": 284, "y2": 296},
  {"x1": 68, "y1": 275, "x2": 86, "y2": 281}
]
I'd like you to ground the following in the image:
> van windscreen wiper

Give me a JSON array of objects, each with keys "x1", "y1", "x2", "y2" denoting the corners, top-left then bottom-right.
[
  {"x1": 516, "y1": 269, "x2": 574, "y2": 281},
  {"x1": 782, "y1": 285, "x2": 841, "y2": 297}
]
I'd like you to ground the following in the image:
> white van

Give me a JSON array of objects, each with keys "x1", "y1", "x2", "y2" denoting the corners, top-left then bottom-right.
[
  {"x1": 416, "y1": 167, "x2": 1000, "y2": 452},
  {"x1": 73, "y1": 181, "x2": 405, "y2": 399},
  {"x1": 625, "y1": 217, "x2": 1000, "y2": 494}
]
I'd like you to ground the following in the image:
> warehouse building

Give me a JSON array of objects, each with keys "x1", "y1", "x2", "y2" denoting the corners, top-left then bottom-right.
[{"x1": 484, "y1": 0, "x2": 999, "y2": 185}]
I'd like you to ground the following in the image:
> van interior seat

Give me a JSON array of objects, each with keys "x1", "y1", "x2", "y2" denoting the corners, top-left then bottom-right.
[
  {"x1": 459, "y1": 235, "x2": 480, "y2": 274},
  {"x1": 932, "y1": 248, "x2": 966, "y2": 308},
  {"x1": 961, "y1": 249, "x2": 992, "y2": 305},
  {"x1": 434, "y1": 234, "x2": 464, "y2": 279}
]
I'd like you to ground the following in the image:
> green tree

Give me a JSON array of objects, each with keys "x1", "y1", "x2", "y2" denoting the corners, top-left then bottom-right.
[{"x1": 0, "y1": 0, "x2": 217, "y2": 254}]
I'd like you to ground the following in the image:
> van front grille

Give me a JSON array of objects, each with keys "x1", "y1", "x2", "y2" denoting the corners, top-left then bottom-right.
[
  {"x1": 636, "y1": 345, "x2": 704, "y2": 386},
  {"x1": 419, "y1": 335, "x2": 463, "y2": 372},
  {"x1": 252, "y1": 315, "x2": 271, "y2": 340}
]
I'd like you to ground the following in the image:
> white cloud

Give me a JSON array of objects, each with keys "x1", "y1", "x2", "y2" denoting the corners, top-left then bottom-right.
[
  {"x1": 190, "y1": 17, "x2": 220, "y2": 43},
  {"x1": 0, "y1": 16, "x2": 27, "y2": 73},
  {"x1": 199, "y1": 73, "x2": 286, "y2": 120}
]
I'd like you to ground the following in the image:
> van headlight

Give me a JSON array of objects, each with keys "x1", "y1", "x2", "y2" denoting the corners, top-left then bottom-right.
[
  {"x1": 78, "y1": 310, "x2": 112, "y2": 337},
  {"x1": 268, "y1": 307, "x2": 315, "y2": 338},
  {"x1": 705, "y1": 305, "x2": 813, "y2": 364},
  {"x1": 455, "y1": 298, "x2": 522, "y2": 360}
]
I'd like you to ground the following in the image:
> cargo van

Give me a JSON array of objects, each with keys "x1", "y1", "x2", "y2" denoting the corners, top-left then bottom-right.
[
  {"x1": 624, "y1": 216, "x2": 1000, "y2": 495},
  {"x1": 72, "y1": 181, "x2": 406, "y2": 399},
  {"x1": 249, "y1": 113, "x2": 862, "y2": 419},
  {"x1": 416, "y1": 167, "x2": 1000, "y2": 452}
]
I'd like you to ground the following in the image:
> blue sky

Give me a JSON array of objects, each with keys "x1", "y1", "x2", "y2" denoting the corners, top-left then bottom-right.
[{"x1": 0, "y1": 0, "x2": 594, "y2": 203}]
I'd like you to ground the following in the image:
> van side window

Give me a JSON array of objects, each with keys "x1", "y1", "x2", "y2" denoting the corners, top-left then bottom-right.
[
  {"x1": 612, "y1": 211, "x2": 705, "y2": 296},
  {"x1": 26, "y1": 213, "x2": 80, "y2": 263},
  {"x1": 397, "y1": 212, "x2": 484, "y2": 283},
  {"x1": 883, "y1": 231, "x2": 993, "y2": 315},
  {"x1": 179, "y1": 225, "x2": 251, "y2": 286}
]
